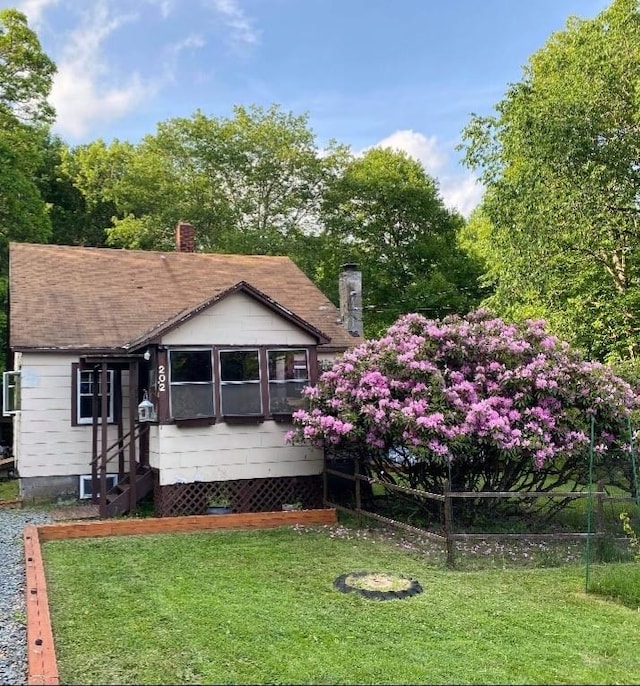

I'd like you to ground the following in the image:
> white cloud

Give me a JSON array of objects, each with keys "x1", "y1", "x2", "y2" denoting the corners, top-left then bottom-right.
[
  {"x1": 171, "y1": 34, "x2": 206, "y2": 54},
  {"x1": 163, "y1": 33, "x2": 206, "y2": 83},
  {"x1": 207, "y1": 0, "x2": 260, "y2": 47},
  {"x1": 143, "y1": 0, "x2": 174, "y2": 19},
  {"x1": 15, "y1": 0, "x2": 59, "y2": 27},
  {"x1": 373, "y1": 129, "x2": 446, "y2": 177},
  {"x1": 440, "y1": 175, "x2": 485, "y2": 218},
  {"x1": 50, "y1": 2, "x2": 157, "y2": 140}
]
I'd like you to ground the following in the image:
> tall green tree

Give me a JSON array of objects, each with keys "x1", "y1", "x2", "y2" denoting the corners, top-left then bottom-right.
[
  {"x1": 0, "y1": 8, "x2": 55, "y2": 126},
  {"x1": 35, "y1": 135, "x2": 109, "y2": 247},
  {"x1": 0, "y1": 8, "x2": 55, "y2": 254},
  {"x1": 320, "y1": 147, "x2": 485, "y2": 335},
  {"x1": 60, "y1": 138, "x2": 134, "y2": 246},
  {"x1": 0, "y1": 9, "x2": 56, "y2": 371},
  {"x1": 461, "y1": 0, "x2": 640, "y2": 362},
  {"x1": 92, "y1": 105, "x2": 346, "y2": 255}
]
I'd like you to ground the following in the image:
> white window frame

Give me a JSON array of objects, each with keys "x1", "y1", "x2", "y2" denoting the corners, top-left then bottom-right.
[
  {"x1": 219, "y1": 348, "x2": 262, "y2": 416},
  {"x1": 2, "y1": 370, "x2": 21, "y2": 416},
  {"x1": 77, "y1": 369, "x2": 114, "y2": 425},
  {"x1": 168, "y1": 348, "x2": 215, "y2": 420},
  {"x1": 79, "y1": 473, "x2": 118, "y2": 499}
]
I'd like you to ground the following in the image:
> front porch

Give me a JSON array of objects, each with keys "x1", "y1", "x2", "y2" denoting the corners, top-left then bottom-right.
[
  {"x1": 82, "y1": 354, "x2": 153, "y2": 518},
  {"x1": 83, "y1": 354, "x2": 326, "y2": 519}
]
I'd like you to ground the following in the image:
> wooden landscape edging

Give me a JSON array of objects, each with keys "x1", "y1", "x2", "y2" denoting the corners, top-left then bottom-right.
[
  {"x1": 0, "y1": 497, "x2": 23, "y2": 509},
  {"x1": 24, "y1": 525, "x2": 59, "y2": 686},
  {"x1": 36, "y1": 508, "x2": 337, "y2": 541},
  {"x1": 25, "y1": 508, "x2": 337, "y2": 685}
]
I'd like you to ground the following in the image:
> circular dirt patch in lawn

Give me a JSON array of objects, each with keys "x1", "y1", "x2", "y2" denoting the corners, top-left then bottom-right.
[{"x1": 333, "y1": 572, "x2": 422, "y2": 600}]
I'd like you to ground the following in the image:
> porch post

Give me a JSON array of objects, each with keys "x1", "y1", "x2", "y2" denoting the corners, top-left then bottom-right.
[
  {"x1": 140, "y1": 423, "x2": 150, "y2": 467},
  {"x1": 99, "y1": 362, "x2": 109, "y2": 518},
  {"x1": 116, "y1": 369, "x2": 125, "y2": 478},
  {"x1": 91, "y1": 366, "x2": 99, "y2": 505},
  {"x1": 128, "y1": 359, "x2": 138, "y2": 513}
]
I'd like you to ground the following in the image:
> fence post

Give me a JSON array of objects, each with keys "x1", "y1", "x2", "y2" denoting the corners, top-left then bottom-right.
[
  {"x1": 354, "y1": 456, "x2": 362, "y2": 526},
  {"x1": 444, "y1": 479, "x2": 455, "y2": 568},
  {"x1": 595, "y1": 478, "x2": 605, "y2": 562},
  {"x1": 322, "y1": 453, "x2": 328, "y2": 507}
]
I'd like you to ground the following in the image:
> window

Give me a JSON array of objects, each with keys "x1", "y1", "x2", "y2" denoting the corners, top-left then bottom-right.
[
  {"x1": 2, "y1": 371, "x2": 21, "y2": 416},
  {"x1": 219, "y1": 350, "x2": 262, "y2": 415},
  {"x1": 169, "y1": 350, "x2": 215, "y2": 419},
  {"x1": 268, "y1": 350, "x2": 309, "y2": 414},
  {"x1": 79, "y1": 474, "x2": 118, "y2": 499},
  {"x1": 77, "y1": 369, "x2": 114, "y2": 424}
]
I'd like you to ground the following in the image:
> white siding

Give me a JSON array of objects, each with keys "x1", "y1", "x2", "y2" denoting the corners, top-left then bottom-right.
[
  {"x1": 157, "y1": 295, "x2": 327, "y2": 485},
  {"x1": 155, "y1": 421, "x2": 323, "y2": 485},
  {"x1": 161, "y1": 292, "x2": 316, "y2": 346},
  {"x1": 16, "y1": 353, "x2": 131, "y2": 478}
]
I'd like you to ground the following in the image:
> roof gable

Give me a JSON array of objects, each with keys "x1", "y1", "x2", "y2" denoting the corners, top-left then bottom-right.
[
  {"x1": 125, "y1": 281, "x2": 330, "y2": 349},
  {"x1": 9, "y1": 243, "x2": 357, "y2": 352}
]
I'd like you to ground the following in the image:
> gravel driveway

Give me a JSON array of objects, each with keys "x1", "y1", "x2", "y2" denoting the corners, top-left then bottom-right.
[{"x1": 0, "y1": 508, "x2": 52, "y2": 686}]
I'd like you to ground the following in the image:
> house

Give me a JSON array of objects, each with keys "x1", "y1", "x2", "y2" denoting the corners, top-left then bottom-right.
[{"x1": 5, "y1": 223, "x2": 363, "y2": 516}]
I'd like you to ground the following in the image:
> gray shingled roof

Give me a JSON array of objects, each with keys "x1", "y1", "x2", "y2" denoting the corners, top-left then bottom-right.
[{"x1": 9, "y1": 243, "x2": 357, "y2": 352}]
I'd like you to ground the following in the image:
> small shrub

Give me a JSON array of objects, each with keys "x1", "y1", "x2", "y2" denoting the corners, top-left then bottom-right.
[{"x1": 620, "y1": 511, "x2": 640, "y2": 561}]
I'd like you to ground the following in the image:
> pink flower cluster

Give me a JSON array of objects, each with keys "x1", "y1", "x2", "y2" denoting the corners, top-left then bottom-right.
[{"x1": 287, "y1": 310, "x2": 637, "y2": 469}]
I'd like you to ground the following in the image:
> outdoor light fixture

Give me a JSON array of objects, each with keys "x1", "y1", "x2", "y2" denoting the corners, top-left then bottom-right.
[
  {"x1": 137, "y1": 389, "x2": 157, "y2": 423},
  {"x1": 143, "y1": 349, "x2": 151, "y2": 361}
]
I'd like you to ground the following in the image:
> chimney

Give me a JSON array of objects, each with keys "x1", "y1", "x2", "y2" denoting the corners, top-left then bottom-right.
[
  {"x1": 175, "y1": 222, "x2": 195, "y2": 253},
  {"x1": 339, "y1": 263, "x2": 363, "y2": 337}
]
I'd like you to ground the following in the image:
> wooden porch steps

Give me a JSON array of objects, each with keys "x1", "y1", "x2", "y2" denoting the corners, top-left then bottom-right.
[{"x1": 104, "y1": 465, "x2": 153, "y2": 518}]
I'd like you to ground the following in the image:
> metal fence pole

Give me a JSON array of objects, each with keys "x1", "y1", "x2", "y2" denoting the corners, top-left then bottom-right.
[{"x1": 444, "y1": 479, "x2": 455, "y2": 568}]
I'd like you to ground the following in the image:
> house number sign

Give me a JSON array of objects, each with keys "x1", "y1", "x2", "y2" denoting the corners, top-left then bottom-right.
[{"x1": 157, "y1": 365, "x2": 167, "y2": 392}]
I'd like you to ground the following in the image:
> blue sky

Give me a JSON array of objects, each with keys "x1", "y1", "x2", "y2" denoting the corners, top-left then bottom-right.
[{"x1": 13, "y1": 0, "x2": 610, "y2": 215}]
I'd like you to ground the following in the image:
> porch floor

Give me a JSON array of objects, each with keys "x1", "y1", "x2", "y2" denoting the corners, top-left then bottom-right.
[{"x1": 49, "y1": 504, "x2": 100, "y2": 521}]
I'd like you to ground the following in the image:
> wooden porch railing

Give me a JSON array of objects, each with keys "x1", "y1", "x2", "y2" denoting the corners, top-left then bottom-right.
[{"x1": 90, "y1": 423, "x2": 149, "y2": 517}]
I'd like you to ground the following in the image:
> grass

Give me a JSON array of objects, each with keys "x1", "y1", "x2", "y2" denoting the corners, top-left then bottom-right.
[
  {"x1": 0, "y1": 478, "x2": 19, "y2": 500},
  {"x1": 42, "y1": 524, "x2": 640, "y2": 685},
  {"x1": 589, "y1": 563, "x2": 640, "y2": 609}
]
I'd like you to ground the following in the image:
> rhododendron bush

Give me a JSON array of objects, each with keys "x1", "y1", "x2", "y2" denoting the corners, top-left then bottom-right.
[{"x1": 287, "y1": 310, "x2": 638, "y2": 516}]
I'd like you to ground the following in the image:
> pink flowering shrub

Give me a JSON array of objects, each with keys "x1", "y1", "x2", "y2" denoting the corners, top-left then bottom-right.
[{"x1": 287, "y1": 310, "x2": 637, "y2": 514}]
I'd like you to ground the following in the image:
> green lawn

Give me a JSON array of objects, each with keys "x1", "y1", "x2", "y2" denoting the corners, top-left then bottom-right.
[{"x1": 42, "y1": 525, "x2": 640, "y2": 685}]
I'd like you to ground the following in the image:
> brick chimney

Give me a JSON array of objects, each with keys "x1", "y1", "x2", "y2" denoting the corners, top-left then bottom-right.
[
  {"x1": 339, "y1": 263, "x2": 363, "y2": 337},
  {"x1": 175, "y1": 222, "x2": 195, "y2": 253}
]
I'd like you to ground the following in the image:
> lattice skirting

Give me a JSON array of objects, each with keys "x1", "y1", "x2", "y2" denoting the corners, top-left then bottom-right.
[{"x1": 153, "y1": 473, "x2": 324, "y2": 517}]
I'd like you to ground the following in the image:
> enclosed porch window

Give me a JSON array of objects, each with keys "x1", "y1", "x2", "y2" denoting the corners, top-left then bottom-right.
[
  {"x1": 169, "y1": 350, "x2": 215, "y2": 419},
  {"x1": 219, "y1": 350, "x2": 262, "y2": 416},
  {"x1": 268, "y1": 349, "x2": 309, "y2": 414}
]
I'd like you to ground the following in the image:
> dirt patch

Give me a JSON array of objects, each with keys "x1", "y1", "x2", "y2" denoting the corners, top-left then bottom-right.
[{"x1": 334, "y1": 571, "x2": 422, "y2": 600}]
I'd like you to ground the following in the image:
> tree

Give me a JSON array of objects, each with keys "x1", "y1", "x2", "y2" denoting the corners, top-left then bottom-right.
[
  {"x1": 0, "y1": 9, "x2": 55, "y2": 126},
  {"x1": 0, "y1": 8, "x2": 55, "y2": 249},
  {"x1": 0, "y1": 8, "x2": 55, "y2": 253},
  {"x1": 319, "y1": 147, "x2": 485, "y2": 335},
  {"x1": 60, "y1": 139, "x2": 134, "y2": 246},
  {"x1": 0, "y1": 9, "x2": 56, "y2": 372},
  {"x1": 33, "y1": 134, "x2": 109, "y2": 247},
  {"x1": 96, "y1": 105, "x2": 345, "y2": 255},
  {"x1": 287, "y1": 310, "x2": 637, "y2": 520},
  {"x1": 461, "y1": 0, "x2": 640, "y2": 363}
]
